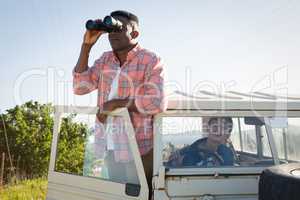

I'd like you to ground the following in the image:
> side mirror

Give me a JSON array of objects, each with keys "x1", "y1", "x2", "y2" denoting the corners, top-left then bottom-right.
[{"x1": 244, "y1": 117, "x2": 265, "y2": 126}]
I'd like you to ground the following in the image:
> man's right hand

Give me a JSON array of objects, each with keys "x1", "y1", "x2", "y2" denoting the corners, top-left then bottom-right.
[
  {"x1": 83, "y1": 19, "x2": 105, "y2": 46},
  {"x1": 75, "y1": 21, "x2": 105, "y2": 73},
  {"x1": 83, "y1": 29, "x2": 104, "y2": 46}
]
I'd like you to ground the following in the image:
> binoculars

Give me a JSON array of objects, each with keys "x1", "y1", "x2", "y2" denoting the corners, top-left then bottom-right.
[{"x1": 85, "y1": 16, "x2": 123, "y2": 33}]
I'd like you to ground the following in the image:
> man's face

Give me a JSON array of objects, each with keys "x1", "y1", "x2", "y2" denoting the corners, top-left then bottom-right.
[
  {"x1": 108, "y1": 16, "x2": 135, "y2": 51},
  {"x1": 208, "y1": 118, "x2": 232, "y2": 144}
]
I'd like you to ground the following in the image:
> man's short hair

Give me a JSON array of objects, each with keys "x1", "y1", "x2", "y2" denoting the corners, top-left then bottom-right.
[
  {"x1": 208, "y1": 117, "x2": 233, "y2": 133},
  {"x1": 110, "y1": 10, "x2": 139, "y2": 28}
]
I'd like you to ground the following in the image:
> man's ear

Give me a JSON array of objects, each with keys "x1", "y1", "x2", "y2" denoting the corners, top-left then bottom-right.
[{"x1": 130, "y1": 30, "x2": 139, "y2": 39}]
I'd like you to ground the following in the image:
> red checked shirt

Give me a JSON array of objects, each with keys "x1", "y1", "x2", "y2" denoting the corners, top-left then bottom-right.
[{"x1": 73, "y1": 44, "x2": 166, "y2": 162}]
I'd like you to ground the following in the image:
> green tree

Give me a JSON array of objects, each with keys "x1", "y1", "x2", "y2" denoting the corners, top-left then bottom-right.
[
  {"x1": 0, "y1": 101, "x2": 89, "y2": 183},
  {"x1": 0, "y1": 101, "x2": 53, "y2": 180},
  {"x1": 55, "y1": 114, "x2": 88, "y2": 175}
]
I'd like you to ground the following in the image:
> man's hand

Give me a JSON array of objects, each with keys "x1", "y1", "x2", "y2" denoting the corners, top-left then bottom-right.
[
  {"x1": 96, "y1": 99, "x2": 123, "y2": 124},
  {"x1": 168, "y1": 150, "x2": 184, "y2": 167},
  {"x1": 75, "y1": 21, "x2": 105, "y2": 73},
  {"x1": 96, "y1": 98, "x2": 137, "y2": 124},
  {"x1": 83, "y1": 20, "x2": 105, "y2": 46},
  {"x1": 96, "y1": 112, "x2": 107, "y2": 124},
  {"x1": 83, "y1": 30, "x2": 103, "y2": 46}
]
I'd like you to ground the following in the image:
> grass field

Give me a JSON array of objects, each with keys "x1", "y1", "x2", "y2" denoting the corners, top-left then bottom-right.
[{"x1": 0, "y1": 178, "x2": 47, "y2": 200}]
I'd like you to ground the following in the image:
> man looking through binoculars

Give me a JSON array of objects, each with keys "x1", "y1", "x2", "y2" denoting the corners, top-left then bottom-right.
[{"x1": 73, "y1": 10, "x2": 166, "y2": 199}]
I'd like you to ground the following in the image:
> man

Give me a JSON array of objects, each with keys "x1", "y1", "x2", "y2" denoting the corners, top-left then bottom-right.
[
  {"x1": 73, "y1": 10, "x2": 166, "y2": 195},
  {"x1": 167, "y1": 117, "x2": 235, "y2": 167}
]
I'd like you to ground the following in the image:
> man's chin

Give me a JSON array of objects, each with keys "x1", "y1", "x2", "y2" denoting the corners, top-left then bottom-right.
[
  {"x1": 110, "y1": 45, "x2": 118, "y2": 51},
  {"x1": 110, "y1": 45, "x2": 127, "y2": 52}
]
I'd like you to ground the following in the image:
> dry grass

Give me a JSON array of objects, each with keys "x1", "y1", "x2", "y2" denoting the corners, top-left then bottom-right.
[{"x1": 0, "y1": 178, "x2": 47, "y2": 200}]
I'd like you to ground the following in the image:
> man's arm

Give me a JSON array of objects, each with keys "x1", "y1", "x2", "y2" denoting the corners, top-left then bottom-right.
[
  {"x1": 74, "y1": 43, "x2": 93, "y2": 73},
  {"x1": 96, "y1": 98, "x2": 138, "y2": 123},
  {"x1": 134, "y1": 55, "x2": 166, "y2": 115},
  {"x1": 73, "y1": 29, "x2": 105, "y2": 95},
  {"x1": 75, "y1": 29, "x2": 103, "y2": 72}
]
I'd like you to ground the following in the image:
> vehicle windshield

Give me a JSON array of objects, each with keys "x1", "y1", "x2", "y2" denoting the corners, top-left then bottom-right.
[{"x1": 161, "y1": 116, "x2": 300, "y2": 168}]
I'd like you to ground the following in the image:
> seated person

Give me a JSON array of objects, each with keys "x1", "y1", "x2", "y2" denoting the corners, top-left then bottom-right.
[{"x1": 167, "y1": 117, "x2": 235, "y2": 167}]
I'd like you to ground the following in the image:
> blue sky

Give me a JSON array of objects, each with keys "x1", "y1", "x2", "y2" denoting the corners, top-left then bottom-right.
[{"x1": 1, "y1": 0, "x2": 300, "y2": 111}]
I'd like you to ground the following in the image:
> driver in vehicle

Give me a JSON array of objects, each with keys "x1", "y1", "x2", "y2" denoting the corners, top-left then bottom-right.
[{"x1": 167, "y1": 117, "x2": 236, "y2": 167}]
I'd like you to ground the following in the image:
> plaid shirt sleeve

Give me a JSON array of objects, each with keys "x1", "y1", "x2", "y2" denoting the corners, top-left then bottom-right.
[
  {"x1": 73, "y1": 53, "x2": 106, "y2": 95},
  {"x1": 135, "y1": 55, "x2": 167, "y2": 115}
]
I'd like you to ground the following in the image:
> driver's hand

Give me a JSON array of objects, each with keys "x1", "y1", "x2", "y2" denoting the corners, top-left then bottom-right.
[{"x1": 169, "y1": 150, "x2": 184, "y2": 166}]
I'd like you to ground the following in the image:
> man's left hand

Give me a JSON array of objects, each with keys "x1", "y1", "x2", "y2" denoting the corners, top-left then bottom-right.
[
  {"x1": 102, "y1": 99, "x2": 120, "y2": 112},
  {"x1": 96, "y1": 99, "x2": 132, "y2": 123}
]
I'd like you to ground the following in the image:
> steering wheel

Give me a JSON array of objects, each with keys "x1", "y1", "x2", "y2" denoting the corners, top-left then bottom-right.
[{"x1": 181, "y1": 148, "x2": 224, "y2": 167}]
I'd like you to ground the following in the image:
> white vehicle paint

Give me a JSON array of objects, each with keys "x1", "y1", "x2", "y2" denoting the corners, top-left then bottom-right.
[{"x1": 46, "y1": 91, "x2": 300, "y2": 200}]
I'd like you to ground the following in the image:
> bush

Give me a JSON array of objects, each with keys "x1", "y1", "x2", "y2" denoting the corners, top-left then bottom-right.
[{"x1": 0, "y1": 101, "x2": 89, "y2": 183}]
